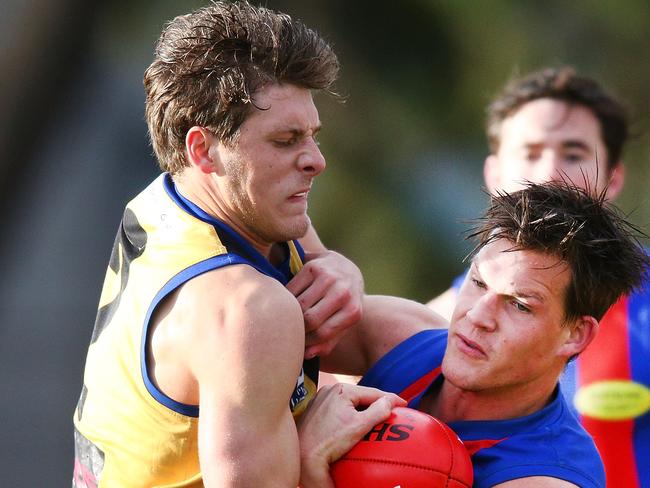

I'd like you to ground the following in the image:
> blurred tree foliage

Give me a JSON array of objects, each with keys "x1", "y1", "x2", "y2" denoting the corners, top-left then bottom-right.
[
  {"x1": 3, "y1": 0, "x2": 650, "y2": 302},
  {"x1": 267, "y1": 0, "x2": 650, "y2": 301}
]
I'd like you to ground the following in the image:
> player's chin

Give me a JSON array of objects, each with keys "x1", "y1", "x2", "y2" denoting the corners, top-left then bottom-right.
[
  {"x1": 441, "y1": 355, "x2": 481, "y2": 388},
  {"x1": 275, "y1": 216, "x2": 311, "y2": 243}
]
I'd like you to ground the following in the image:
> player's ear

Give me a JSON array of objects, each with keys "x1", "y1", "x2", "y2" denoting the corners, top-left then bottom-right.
[
  {"x1": 558, "y1": 315, "x2": 599, "y2": 359},
  {"x1": 483, "y1": 154, "x2": 500, "y2": 195},
  {"x1": 185, "y1": 126, "x2": 224, "y2": 175},
  {"x1": 605, "y1": 162, "x2": 625, "y2": 201}
]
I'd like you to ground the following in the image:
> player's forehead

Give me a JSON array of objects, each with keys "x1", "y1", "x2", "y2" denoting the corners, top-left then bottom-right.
[
  {"x1": 500, "y1": 98, "x2": 603, "y2": 146},
  {"x1": 244, "y1": 83, "x2": 321, "y2": 133},
  {"x1": 472, "y1": 239, "x2": 571, "y2": 302}
]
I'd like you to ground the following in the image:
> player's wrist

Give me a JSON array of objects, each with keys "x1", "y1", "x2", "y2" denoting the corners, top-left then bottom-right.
[
  {"x1": 298, "y1": 458, "x2": 334, "y2": 488},
  {"x1": 298, "y1": 434, "x2": 335, "y2": 488}
]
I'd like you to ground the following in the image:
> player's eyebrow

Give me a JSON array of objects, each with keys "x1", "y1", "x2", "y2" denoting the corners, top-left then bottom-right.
[
  {"x1": 561, "y1": 139, "x2": 592, "y2": 152},
  {"x1": 470, "y1": 257, "x2": 547, "y2": 304},
  {"x1": 271, "y1": 124, "x2": 322, "y2": 136},
  {"x1": 511, "y1": 289, "x2": 545, "y2": 303}
]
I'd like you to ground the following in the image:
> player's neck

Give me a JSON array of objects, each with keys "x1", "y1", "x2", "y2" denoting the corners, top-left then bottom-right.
[
  {"x1": 173, "y1": 172, "x2": 276, "y2": 260},
  {"x1": 422, "y1": 378, "x2": 558, "y2": 423}
]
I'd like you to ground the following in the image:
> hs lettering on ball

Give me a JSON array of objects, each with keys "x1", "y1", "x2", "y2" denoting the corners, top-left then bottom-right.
[
  {"x1": 363, "y1": 423, "x2": 413, "y2": 442},
  {"x1": 331, "y1": 408, "x2": 473, "y2": 488}
]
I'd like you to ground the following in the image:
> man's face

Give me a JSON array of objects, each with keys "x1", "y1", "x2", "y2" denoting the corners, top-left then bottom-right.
[
  {"x1": 443, "y1": 238, "x2": 576, "y2": 395},
  {"x1": 484, "y1": 98, "x2": 623, "y2": 199},
  {"x1": 210, "y1": 83, "x2": 325, "y2": 244}
]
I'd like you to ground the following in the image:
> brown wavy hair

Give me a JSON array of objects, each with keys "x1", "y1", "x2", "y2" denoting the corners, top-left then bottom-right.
[{"x1": 144, "y1": 1, "x2": 339, "y2": 173}]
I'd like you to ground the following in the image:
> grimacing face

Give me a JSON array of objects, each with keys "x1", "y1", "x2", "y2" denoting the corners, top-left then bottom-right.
[
  {"x1": 484, "y1": 98, "x2": 624, "y2": 199},
  {"x1": 443, "y1": 238, "x2": 586, "y2": 398},
  {"x1": 207, "y1": 83, "x2": 326, "y2": 246}
]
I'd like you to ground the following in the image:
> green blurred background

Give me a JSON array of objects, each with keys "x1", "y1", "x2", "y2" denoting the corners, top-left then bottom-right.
[{"x1": 1, "y1": 0, "x2": 649, "y2": 485}]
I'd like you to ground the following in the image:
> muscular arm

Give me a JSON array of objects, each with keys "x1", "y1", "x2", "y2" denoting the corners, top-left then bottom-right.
[
  {"x1": 182, "y1": 265, "x2": 305, "y2": 487},
  {"x1": 321, "y1": 295, "x2": 449, "y2": 376}
]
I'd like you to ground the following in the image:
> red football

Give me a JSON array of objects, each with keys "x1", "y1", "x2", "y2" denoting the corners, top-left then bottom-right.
[{"x1": 331, "y1": 407, "x2": 473, "y2": 488}]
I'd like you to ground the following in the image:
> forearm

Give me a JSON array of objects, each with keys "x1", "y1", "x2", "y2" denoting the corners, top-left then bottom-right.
[
  {"x1": 299, "y1": 455, "x2": 334, "y2": 488},
  {"x1": 321, "y1": 295, "x2": 448, "y2": 375}
]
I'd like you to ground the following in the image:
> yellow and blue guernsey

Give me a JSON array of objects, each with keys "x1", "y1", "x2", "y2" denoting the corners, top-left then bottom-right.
[{"x1": 73, "y1": 173, "x2": 317, "y2": 488}]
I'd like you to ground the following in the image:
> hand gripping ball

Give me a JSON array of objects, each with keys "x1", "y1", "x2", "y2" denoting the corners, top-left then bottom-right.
[{"x1": 331, "y1": 407, "x2": 473, "y2": 488}]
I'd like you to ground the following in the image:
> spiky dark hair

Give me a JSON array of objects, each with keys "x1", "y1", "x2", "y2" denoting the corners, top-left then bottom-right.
[{"x1": 467, "y1": 180, "x2": 649, "y2": 322}]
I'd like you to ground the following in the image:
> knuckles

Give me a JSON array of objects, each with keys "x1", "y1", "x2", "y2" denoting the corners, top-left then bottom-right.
[{"x1": 343, "y1": 302, "x2": 362, "y2": 324}]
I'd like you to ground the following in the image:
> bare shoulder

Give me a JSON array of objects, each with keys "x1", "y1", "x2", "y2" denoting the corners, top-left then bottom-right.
[
  {"x1": 493, "y1": 477, "x2": 581, "y2": 487},
  {"x1": 148, "y1": 263, "x2": 305, "y2": 406},
  {"x1": 173, "y1": 264, "x2": 305, "y2": 374},
  {"x1": 184, "y1": 264, "x2": 302, "y2": 328}
]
